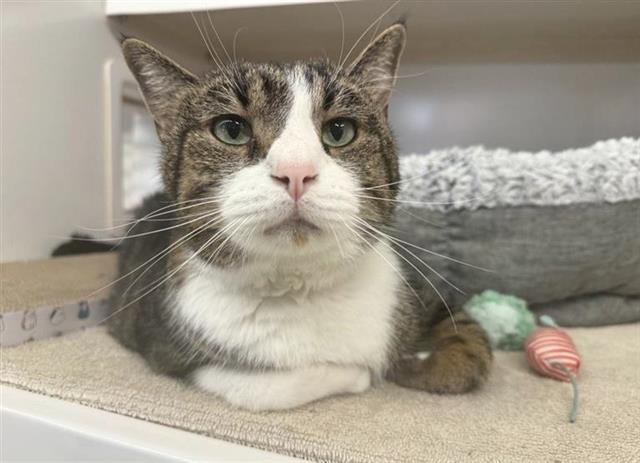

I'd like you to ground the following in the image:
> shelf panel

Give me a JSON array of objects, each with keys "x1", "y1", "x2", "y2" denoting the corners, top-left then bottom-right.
[
  {"x1": 1, "y1": 386, "x2": 304, "y2": 462},
  {"x1": 109, "y1": 0, "x2": 640, "y2": 70},
  {"x1": 106, "y1": 0, "x2": 347, "y2": 16}
]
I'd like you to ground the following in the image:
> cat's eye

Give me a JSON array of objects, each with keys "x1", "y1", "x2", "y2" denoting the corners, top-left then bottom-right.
[
  {"x1": 211, "y1": 116, "x2": 252, "y2": 145},
  {"x1": 322, "y1": 118, "x2": 357, "y2": 148}
]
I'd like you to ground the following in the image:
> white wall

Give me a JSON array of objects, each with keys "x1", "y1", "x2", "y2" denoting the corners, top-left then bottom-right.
[
  {"x1": 1, "y1": 1, "x2": 120, "y2": 262},
  {"x1": 391, "y1": 63, "x2": 640, "y2": 154}
]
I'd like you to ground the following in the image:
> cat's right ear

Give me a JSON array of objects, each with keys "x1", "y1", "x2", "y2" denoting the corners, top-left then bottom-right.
[{"x1": 121, "y1": 38, "x2": 198, "y2": 129}]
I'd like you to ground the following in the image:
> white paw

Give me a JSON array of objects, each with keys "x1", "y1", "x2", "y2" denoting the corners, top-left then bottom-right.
[{"x1": 345, "y1": 367, "x2": 371, "y2": 394}]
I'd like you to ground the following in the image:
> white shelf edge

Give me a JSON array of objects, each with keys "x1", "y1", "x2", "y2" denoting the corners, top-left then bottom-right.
[
  {"x1": 1, "y1": 385, "x2": 304, "y2": 462},
  {"x1": 106, "y1": 0, "x2": 349, "y2": 16}
]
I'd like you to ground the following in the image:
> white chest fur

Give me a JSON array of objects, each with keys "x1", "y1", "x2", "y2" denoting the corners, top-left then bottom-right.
[{"x1": 172, "y1": 243, "x2": 401, "y2": 374}]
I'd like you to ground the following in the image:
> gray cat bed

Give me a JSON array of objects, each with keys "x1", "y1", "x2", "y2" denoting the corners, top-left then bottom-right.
[{"x1": 395, "y1": 138, "x2": 640, "y2": 326}]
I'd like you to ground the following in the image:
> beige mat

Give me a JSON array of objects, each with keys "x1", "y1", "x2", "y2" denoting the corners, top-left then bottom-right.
[
  {"x1": 0, "y1": 253, "x2": 116, "y2": 313},
  {"x1": 1, "y1": 254, "x2": 117, "y2": 346},
  {"x1": 2, "y1": 323, "x2": 639, "y2": 462}
]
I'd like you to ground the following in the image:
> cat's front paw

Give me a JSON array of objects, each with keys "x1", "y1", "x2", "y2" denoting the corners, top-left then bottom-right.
[{"x1": 345, "y1": 367, "x2": 371, "y2": 394}]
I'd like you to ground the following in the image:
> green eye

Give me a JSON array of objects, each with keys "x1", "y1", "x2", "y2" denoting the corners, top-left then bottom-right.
[
  {"x1": 211, "y1": 116, "x2": 252, "y2": 145},
  {"x1": 322, "y1": 118, "x2": 357, "y2": 148}
]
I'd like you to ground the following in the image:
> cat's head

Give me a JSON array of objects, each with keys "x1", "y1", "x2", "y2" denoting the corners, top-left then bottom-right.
[{"x1": 122, "y1": 24, "x2": 405, "y2": 266}]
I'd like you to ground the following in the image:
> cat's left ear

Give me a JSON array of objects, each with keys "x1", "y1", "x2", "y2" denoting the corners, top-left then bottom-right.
[
  {"x1": 122, "y1": 38, "x2": 198, "y2": 130},
  {"x1": 348, "y1": 22, "x2": 406, "y2": 106}
]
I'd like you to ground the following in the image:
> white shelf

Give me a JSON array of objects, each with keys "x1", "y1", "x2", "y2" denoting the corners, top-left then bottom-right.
[
  {"x1": 1, "y1": 386, "x2": 304, "y2": 462},
  {"x1": 106, "y1": 0, "x2": 346, "y2": 16},
  {"x1": 108, "y1": 1, "x2": 640, "y2": 69}
]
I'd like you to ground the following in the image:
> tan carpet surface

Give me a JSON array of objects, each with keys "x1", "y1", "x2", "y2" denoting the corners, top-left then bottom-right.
[
  {"x1": 0, "y1": 253, "x2": 116, "y2": 313},
  {"x1": 2, "y1": 323, "x2": 639, "y2": 462}
]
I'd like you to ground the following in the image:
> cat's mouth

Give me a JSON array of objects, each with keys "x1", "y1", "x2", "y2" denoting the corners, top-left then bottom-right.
[{"x1": 263, "y1": 216, "x2": 321, "y2": 236}]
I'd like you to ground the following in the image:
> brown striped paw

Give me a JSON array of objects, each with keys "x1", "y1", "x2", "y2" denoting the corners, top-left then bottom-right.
[
  {"x1": 392, "y1": 345, "x2": 491, "y2": 394},
  {"x1": 390, "y1": 314, "x2": 493, "y2": 394}
]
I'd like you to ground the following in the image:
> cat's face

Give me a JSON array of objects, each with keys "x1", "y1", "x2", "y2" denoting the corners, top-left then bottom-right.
[{"x1": 123, "y1": 24, "x2": 405, "y2": 265}]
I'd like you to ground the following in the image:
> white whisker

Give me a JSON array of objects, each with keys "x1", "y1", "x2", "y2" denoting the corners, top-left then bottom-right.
[
  {"x1": 341, "y1": 219, "x2": 428, "y2": 313},
  {"x1": 233, "y1": 26, "x2": 248, "y2": 63},
  {"x1": 121, "y1": 215, "x2": 229, "y2": 300},
  {"x1": 333, "y1": 2, "x2": 345, "y2": 65},
  {"x1": 190, "y1": 12, "x2": 224, "y2": 70},
  {"x1": 202, "y1": 12, "x2": 227, "y2": 72},
  {"x1": 206, "y1": 10, "x2": 232, "y2": 63},
  {"x1": 328, "y1": 222, "x2": 346, "y2": 259},
  {"x1": 86, "y1": 215, "x2": 226, "y2": 300},
  {"x1": 74, "y1": 210, "x2": 223, "y2": 242},
  {"x1": 374, "y1": 218, "x2": 493, "y2": 273},
  {"x1": 203, "y1": 217, "x2": 249, "y2": 268},
  {"x1": 103, "y1": 218, "x2": 244, "y2": 324},
  {"x1": 109, "y1": 194, "x2": 232, "y2": 246},
  {"x1": 340, "y1": 0, "x2": 401, "y2": 68},
  {"x1": 351, "y1": 220, "x2": 458, "y2": 332},
  {"x1": 367, "y1": 69, "x2": 433, "y2": 82},
  {"x1": 396, "y1": 207, "x2": 444, "y2": 229},
  {"x1": 355, "y1": 194, "x2": 484, "y2": 208},
  {"x1": 355, "y1": 217, "x2": 466, "y2": 295},
  {"x1": 77, "y1": 195, "x2": 229, "y2": 232},
  {"x1": 369, "y1": 6, "x2": 384, "y2": 48}
]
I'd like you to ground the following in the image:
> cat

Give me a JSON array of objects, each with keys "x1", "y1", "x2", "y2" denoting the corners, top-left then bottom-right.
[{"x1": 108, "y1": 22, "x2": 492, "y2": 411}]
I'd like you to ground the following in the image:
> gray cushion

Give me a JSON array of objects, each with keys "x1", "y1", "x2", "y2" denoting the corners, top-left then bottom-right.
[{"x1": 395, "y1": 138, "x2": 640, "y2": 326}]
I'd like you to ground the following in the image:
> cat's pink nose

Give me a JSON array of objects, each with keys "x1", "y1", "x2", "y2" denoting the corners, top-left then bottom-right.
[{"x1": 272, "y1": 163, "x2": 318, "y2": 201}]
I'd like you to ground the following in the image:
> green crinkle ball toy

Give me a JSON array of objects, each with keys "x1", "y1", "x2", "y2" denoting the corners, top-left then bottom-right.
[{"x1": 463, "y1": 290, "x2": 536, "y2": 350}]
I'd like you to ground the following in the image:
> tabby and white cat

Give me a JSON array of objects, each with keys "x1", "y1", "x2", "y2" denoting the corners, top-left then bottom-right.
[{"x1": 109, "y1": 23, "x2": 492, "y2": 411}]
